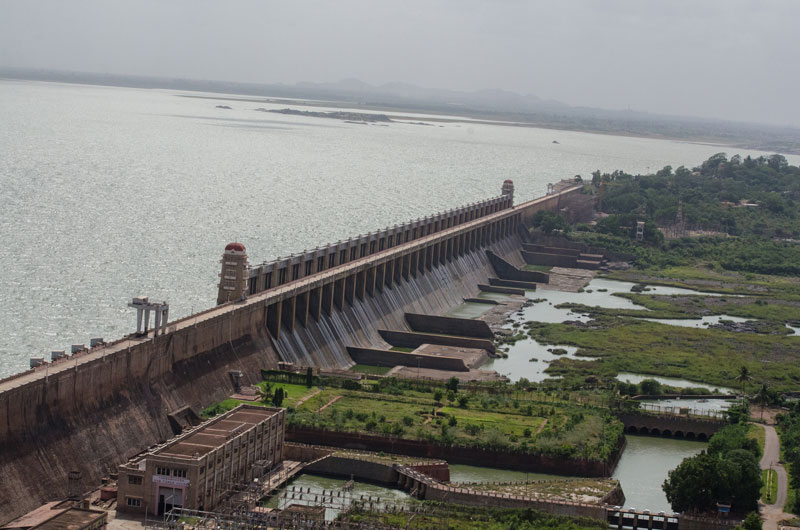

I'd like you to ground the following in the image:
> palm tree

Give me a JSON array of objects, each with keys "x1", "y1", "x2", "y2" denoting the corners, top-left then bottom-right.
[
  {"x1": 734, "y1": 366, "x2": 752, "y2": 403},
  {"x1": 756, "y1": 383, "x2": 770, "y2": 422}
]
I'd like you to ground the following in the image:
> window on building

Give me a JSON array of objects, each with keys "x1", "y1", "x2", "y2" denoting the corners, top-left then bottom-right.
[
  {"x1": 128, "y1": 475, "x2": 143, "y2": 485},
  {"x1": 126, "y1": 497, "x2": 142, "y2": 507},
  {"x1": 369, "y1": 241, "x2": 376, "y2": 253},
  {"x1": 388, "y1": 236, "x2": 394, "y2": 247},
  {"x1": 317, "y1": 256, "x2": 324, "y2": 272},
  {"x1": 359, "y1": 244, "x2": 366, "y2": 258},
  {"x1": 248, "y1": 279, "x2": 257, "y2": 295},
  {"x1": 292, "y1": 264, "x2": 299, "y2": 280},
  {"x1": 156, "y1": 467, "x2": 169, "y2": 476},
  {"x1": 350, "y1": 247, "x2": 357, "y2": 260},
  {"x1": 329, "y1": 253, "x2": 336, "y2": 268},
  {"x1": 278, "y1": 268, "x2": 287, "y2": 285},
  {"x1": 173, "y1": 468, "x2": 187, "y2": 478},
  {"x1": 305, "y1": 260, "x2": 312, "y2": 276},
  {"x1": 379, "y1": 239, "x2": 385, "y2": 251}
]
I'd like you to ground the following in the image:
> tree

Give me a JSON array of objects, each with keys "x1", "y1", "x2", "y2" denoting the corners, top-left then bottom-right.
[
  {"x1": 664, "y1": 424, "x2": 762, "y2": 513},
  {"x1": 256, "y1": 383, "x2": 272, "y2": 404},
  {"x1": 446, "y1": 377, "x2": 459, "y2": 393},
  {"x1": 433, "y1": 390, "x2": 443, "y2": 403},
  {"x1": 756, "y1": 383, "x2": 770, "y2": 422},
  {"x1": 272, "y1": 387, "x2": 285, "y2": 407},
  {"x1": 735, "y1": 366, "x2": 752, "y2": 403},
  {"x1": 736, "y1": 512, "x2": 762, "y2": 530},
  {"x1": 663, "y1": 451, "x2": 718, "y2": 512},
  {"x1": 639, "y1": 379, "x2": 662, "y2": 396},
  {"x1": 305, "y1": 367, "x2": 314, "y2": 388}
]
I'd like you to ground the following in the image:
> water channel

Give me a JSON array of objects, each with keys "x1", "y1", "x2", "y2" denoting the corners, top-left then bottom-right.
[
  {"x1": 275, "y1": 440, "x2": 704, "y2": 518},
  {"x1": 475, "y1": 277, "x2": 741, "y2": 392},
  {"x1": 441, "y1": 276, "x2": 743, "y2": 511},
  {"x1": 264, "y1": 473, "x2": 412, "y2": 521}
]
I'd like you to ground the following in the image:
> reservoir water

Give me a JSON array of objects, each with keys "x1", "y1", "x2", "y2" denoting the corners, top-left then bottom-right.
[{"x1": 1, "y1": 78, "x2": 797, "y2": 378}]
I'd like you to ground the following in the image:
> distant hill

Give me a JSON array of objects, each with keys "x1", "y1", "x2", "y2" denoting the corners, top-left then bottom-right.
[{"x1": 2, "y1": 67, "x2": 799, "y2": 155}]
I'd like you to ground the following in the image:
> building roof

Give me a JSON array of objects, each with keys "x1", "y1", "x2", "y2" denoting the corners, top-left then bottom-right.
[
  {"x1": 1, "y1": 503, "x2": 105, "y2": 530},
  {"x1": 35, "y1": 509, "x2": 105, "y2": 530},
  {"x1": 154, "y1": 406, "x2": 280, "y2": 460},
  {"x1": 225, "y1": 242, "x2": 246, "y2": 252}
]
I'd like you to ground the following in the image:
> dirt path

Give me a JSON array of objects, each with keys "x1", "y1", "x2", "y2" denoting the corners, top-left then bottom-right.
[
  {"x1": 294, "y1": 388, "x2": 321, "y2": 407},
  {"x1": 318, "y1": 395, "x2": 343, "y2": 412},
  {"x1": 535, "y1": 419, "x2": 548, "y2": 435},
  {"x1": 758, "y1": 424, "x2": 791, "y2": 530}
]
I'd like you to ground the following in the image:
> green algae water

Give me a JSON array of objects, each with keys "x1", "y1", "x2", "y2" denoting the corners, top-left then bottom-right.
[{"x1": 264, "y1": 473, "x2": 412, "y2": 521}]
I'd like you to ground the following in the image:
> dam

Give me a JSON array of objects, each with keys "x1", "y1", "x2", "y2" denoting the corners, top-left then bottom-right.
[{"x1": 0, "y1": 180, "x2": 588, "y2": 520}]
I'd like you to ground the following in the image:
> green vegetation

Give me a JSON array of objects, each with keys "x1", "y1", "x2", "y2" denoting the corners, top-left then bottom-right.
[
  {"x1": 574, "y1": 154, "x2": 800, "y2": 275},
  {"x1": 747, "y1": 424, "x2": 766, "y2": 456},
  {"x1": 459, "y1": 478, "x2": 618, "y2": 503},
  {"x1": 345, "y1": 503, "x2": 608, "y2": 530},
  {"x1": 525, "y1": 317, "x2": 800, "y2": 392},
  {"x1": 777, "y1": 402, "x2": 800, "y2": 514},
  {"x1": 663, "y1": 423, "x2": 762, "y2": 513},
  {"x1": 524, "y1": 264, "x2": 553, "y2": 273},
  {"x1": 281, "y1": 377, "x2": 623, "y2": 462},
  {"x1": 200, "y1": 382, "x2": 318, "y2": 418},
  {"x1": 560, "y1": 291, "x2": 800, "y2": 325},
  {"x1": 734, "y1": 512, "x2": 763, "y2": 530},
  {"x1": 761, "y1": 468, "x2": 778, "y2": 504},
  {"x1": 351, "y1": 363, "x2": 393, "y2": 375}
]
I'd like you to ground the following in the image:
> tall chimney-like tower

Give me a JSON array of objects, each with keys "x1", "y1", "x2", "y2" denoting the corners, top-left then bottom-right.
[
  {"x1": 501, "y1": 179, "x2": 515, "y2": 205},
  {"x1": 217, "y1": 242, "x2": 249, "y2": 305}
]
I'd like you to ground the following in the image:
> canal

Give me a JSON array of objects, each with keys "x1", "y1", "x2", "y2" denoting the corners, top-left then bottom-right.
[{"x1": 275, "y1": 436, "x2": 704, "y2": 518}]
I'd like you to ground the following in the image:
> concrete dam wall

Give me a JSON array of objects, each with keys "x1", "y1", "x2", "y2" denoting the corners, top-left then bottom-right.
[{"x1": 0, "y1": 184, "x2": 583, "y2": 521}]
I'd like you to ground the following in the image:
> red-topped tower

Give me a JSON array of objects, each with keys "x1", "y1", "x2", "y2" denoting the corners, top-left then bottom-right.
[
  {"x1": 217, "y1": 242, "x2": 249, "y2": 305},
  {"x1": 501, "y1": 179, "x2": 515, "y2": 205}
]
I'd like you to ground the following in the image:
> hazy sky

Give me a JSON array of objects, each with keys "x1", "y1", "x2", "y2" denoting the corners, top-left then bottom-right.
[{"x1": 1, "y1": 0, "x2": 799, "y2": 126}]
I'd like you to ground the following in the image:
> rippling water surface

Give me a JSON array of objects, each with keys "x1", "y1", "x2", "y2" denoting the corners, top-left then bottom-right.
[{"x1": 1, "y1": 79, "x2": 797, "y2": 378}]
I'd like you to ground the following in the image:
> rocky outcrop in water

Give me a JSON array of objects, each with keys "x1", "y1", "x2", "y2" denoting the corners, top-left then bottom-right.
[{"x1": 256, "y1": 107, "x2": 392, "y2": 122}]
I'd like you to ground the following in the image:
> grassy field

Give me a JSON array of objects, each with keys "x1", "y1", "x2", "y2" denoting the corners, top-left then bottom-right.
[
  {"x1": 564, "y1": 290, "x2": 800, "y2": 326},
  {"x1": 200, "y1": 382, "x2": 318, "y2": 418},
  {"x1": 524, "y1": 264, "x2": 553, "y2": 273},
  {"x1": 529, "y1": 317, "x2": 800, "y2": 391},
  {"x1": 345, "y1": 504, "x2": 607, "y2": 530},
  {"x1": 351, "y1": 363, "x2": 393, "y2": 375},
  {"x1": 603, "y1": 265, "x2": 800, "y2": 301},
  {"x1": 747, "y1": 424, "x2": 766, "y2": 456},
  {"x1": 284, "y1": 381, "x2": 622, "y2": 461},
  {"x1": 761, "y1": 468, "x2": 778, "y2": 504}
]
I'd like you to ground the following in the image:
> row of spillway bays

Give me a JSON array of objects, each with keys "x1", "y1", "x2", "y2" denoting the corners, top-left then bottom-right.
[{"x1": 30, "y1": 338, "x2": 106, "y2": 368}]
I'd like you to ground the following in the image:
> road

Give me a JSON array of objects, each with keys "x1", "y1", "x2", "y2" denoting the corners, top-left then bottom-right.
[{"x1": 758, "y1": 424, "x2": 791, "y2": 530}]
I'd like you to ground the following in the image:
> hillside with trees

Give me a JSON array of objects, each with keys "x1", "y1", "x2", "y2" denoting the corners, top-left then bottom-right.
[{"x1": 551, "y1": 153, "x2": 800, "y2": 275}]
